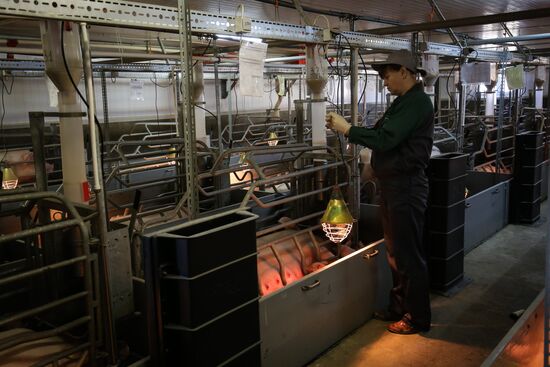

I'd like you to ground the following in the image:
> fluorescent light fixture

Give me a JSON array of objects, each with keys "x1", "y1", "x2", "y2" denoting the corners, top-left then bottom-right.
[{"x1": 217, "y1": 34, "x2": 263, "y2": 43}]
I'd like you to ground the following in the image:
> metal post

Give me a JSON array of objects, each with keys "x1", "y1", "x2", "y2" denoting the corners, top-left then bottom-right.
[
  {"x1": 172, "y1": 70, "x2": 182, "y2": 138},
  {"x1": 212, "y1": 39, "x2": 230, "y2": 208},
  {"x1": 298, "y1": 69, "x2": 304, "y2": 100},
  {"x1": 295, "y1": 100, "x2": 305, "y2": 144},
  {"x1": 178, "y1": 0, "x2": 199, "y2": 219},
  {"x1": 227, "y1": 77, "x2": 233, "y2": 144},
  {"x1": 457, "y1": 82, "x2": 467, "y2": 151},
  {"x1": 28, "y1": 111, "x2": 55, "y2": 302},
  {"x1": 213, "y1": 40, "x2": 223, "y2": 152},
  {"x1": 340, "y1": 72, "x2": 345, "y2": 115},
  {"x1": 349, "y1": 46, "x2": 360, "y2": 246},
  {"x1": 287, "y1": 80, "x2": 292, "y2": 129},
  {"x1": 100, "y1": 71, "x2": 110, "y2": 143},
  {"x1": 29, "y1": 112, "x2": 48, "y2": 192},
  {"x1": 496, "y1": 64, "x2": 505, "y2": 174},
  {"x1": 294, "y1": 100, "x2": 305, "y2": 218},
  {"x1": 79, "y1": 22, "x2": 118, "y2": 365}
]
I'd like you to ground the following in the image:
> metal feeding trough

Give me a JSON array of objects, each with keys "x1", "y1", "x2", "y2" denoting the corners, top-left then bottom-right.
[
  {"x1": 464, "y1": 171, "x2": 512, "y2": 254},
  {"x1": 259, "y1": 204, "x2": 391, "y2": 367}
]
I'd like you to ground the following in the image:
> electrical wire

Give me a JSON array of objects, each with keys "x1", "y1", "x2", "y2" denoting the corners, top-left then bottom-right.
[
  {"x1": 446, "y1": 59, "x2": 459, "y2": 114},
  {"x1": 0, "y1": 72, "x2": 14, "y2": 163},
  {"x1": 193, "y1": 103, "x2": 217, "y2": 119},
  {"x1": 192, "y1": 38, "x2": 212, "y2": 68}
]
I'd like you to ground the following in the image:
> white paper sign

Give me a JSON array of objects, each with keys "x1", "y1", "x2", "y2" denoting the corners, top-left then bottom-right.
[
  {"x1": 130, "y1": 78, "x2": 144, "y2": 101},
  {"x1": 239, "y1": 41, "x2": 268, "y2": 97}
]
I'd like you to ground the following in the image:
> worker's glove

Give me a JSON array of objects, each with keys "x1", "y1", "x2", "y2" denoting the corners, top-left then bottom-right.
[{"x1": 325, "y1": 112, "x2": 351, "y2": 136}]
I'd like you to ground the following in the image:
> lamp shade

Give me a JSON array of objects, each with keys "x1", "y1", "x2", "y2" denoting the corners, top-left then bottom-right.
[
  {"x1": 2, "y1": 167, "x2": 18, "y2": 189},
  {"x1": 321, "y1": 186, "x2": 353, "y2": 243},
  {"x1": 267, "y1": 131, "x2": 278, "y2": 146}
]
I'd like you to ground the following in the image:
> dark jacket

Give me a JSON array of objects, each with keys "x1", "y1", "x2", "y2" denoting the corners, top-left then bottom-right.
[{"x1": 347, "y1": 83, "x2": 434, "y2": 179}]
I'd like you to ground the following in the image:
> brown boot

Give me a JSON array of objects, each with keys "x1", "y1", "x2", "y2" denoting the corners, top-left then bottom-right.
[{"x1": 387, "y1": 318, "x2": 430, "y2": 335}]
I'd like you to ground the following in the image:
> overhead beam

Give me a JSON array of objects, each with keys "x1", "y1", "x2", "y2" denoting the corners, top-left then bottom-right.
[{"x1": 361, "y1": 8, "x2": 550, "y2": 35}]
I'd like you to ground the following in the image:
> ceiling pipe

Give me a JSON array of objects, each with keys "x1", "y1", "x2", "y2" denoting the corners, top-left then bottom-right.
[
  {"x1": 466, "y1": 33, "x2": 550, "y2": 46},
  {"x1": 361, "y1": 8, "x2": 550, "y2": 35},
  {"x1": 0, "y1": 46, "x2": 238, "y2": 62}
]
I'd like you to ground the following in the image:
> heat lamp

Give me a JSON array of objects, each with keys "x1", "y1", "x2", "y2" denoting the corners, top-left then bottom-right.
[
  {"x1": 267, "y1": 131, "x2": 278, "y2": 147},
  {"x1": 2, "y1": 167, "x2": 18, "y2": 190},
  {"x1": 321, "y1": 186, "x2": 354, "y2": 243}
]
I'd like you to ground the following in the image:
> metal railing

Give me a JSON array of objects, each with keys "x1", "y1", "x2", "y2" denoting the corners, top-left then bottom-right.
[{"x1": 0, "y1": 190, "x2": 96, "y2": 366}]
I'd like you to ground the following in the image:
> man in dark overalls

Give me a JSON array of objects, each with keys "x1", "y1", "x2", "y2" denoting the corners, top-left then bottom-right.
[{"x1": 325, "y1": 49, "x2": 434, "y2": 334}]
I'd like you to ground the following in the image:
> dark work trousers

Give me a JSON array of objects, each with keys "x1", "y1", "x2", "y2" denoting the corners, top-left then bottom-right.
[{"x1": 379, "y1": 173, "x2": 431, "y2": 328}]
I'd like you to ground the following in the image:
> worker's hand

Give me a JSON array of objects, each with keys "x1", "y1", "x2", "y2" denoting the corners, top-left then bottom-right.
[{"x1": 325, "y1": 112, "x2": 351, "y2": 136}]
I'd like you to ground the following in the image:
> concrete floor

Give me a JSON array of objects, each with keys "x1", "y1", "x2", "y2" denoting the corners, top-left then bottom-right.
[{"x1": 307, "y1": 205, "x2": 546, "y2": 367}]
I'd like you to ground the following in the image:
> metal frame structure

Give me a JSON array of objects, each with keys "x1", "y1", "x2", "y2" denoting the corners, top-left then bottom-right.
[{"x1": 177, "y1": 0, "x2": 199, "y2": 219}]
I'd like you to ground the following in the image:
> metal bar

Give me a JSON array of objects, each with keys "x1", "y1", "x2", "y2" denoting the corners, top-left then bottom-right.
[
  {"x1": 496, "y1": 65, "x2": 505, "y2": 174},
  {"x1": 500, "y1": 23, "x2": 527, "y2": 59},
  {"x1": 457, "y1": 82, "x2": 467, "y2": 151},
  {"x1": 268, "y1": 244, "x2": 288, "y2": 285},
  {"x1": 256, "y1": 211, "x2": 324, "y2": 237},
  {"x1": 0, "y1": 219, "x2": 81, "y2": 244},
  {"x1": 291, "y1": 236, "x2": 308, "y2": 275},
  {"x1": 362, "y1": 8, "x2": 550, "y2": 35},
  {"x1": 0, "y1": 291, "x2": 88, "y2": 327},
  {"x1": 178, "y1": 0, "x2": 198, "y2": 219},
  {"x1": 426, "y1": 0, "x2": 460, "y2": 46},
  {"x1": 0, "y1": 316, "x2": 91, "y2": 355},
  {"x1": 29, "y1": 112, "x2": 48, "y2": 192},
  {"x1": 104, "y1": 138, "x2": 184, "y2": 146},
  {"x1": 79, "y1": 22, "x2": 117, "y2": 365},
  {"x1": 0, "y1": 256, "x2": 87, "y2": 287},
  {"x1": 349, "y1": 44, "x2": 360, "y2": 247},
  {"x1": 213, "y1": 41, "x2": 223, "y2": 152},
  {"x1": 0, "y1": 189, "x2": 95, "y2": 364},
  {"x1": 258, "y1": 224, "x2": 323, "y2": 251},
  {"x1": 295, "y1": 101, "x2": 305, "y2": 144},
  {"x1": 100, "y1": 70, "x2": 110, "y2": 142},
  {"x1": 249, "y1": 182, "x2": 347, "y2": 209},
  {"x1": 30, "y1": 342, "x2": 90, "y2": 367}
]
